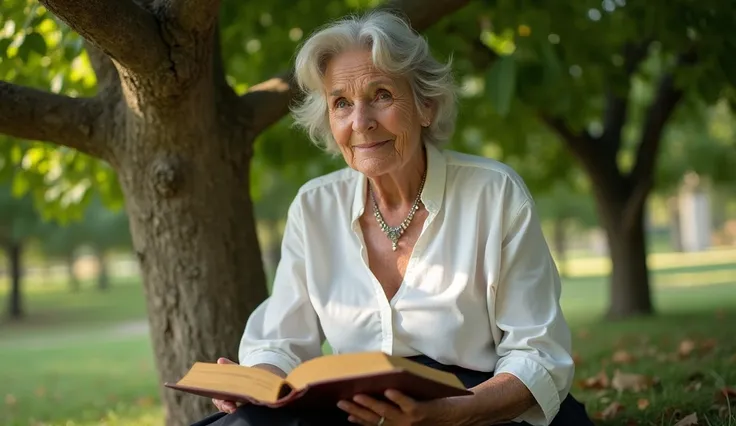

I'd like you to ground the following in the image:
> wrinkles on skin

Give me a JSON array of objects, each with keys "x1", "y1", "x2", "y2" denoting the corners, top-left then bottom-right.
[{"x1": 323, "y1": 49, "x2": 431, "y2": 211}]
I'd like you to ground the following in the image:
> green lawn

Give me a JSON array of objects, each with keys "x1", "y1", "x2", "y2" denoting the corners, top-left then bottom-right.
[{"x1": 1, "y1": 250, "x2": 735, "y2": 426}]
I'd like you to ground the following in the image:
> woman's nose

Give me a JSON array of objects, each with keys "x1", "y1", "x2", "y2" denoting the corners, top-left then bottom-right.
[{"x1": 352, "y1": 104, "x2": 377, "y2": 133}]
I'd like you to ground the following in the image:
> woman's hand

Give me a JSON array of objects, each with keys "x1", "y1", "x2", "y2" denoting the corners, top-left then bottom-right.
[
  {"x1": 211, "y1": 357, "x2": 244, "y2": 414},
  {"x1": 337, "y1": 390, "x2": 467, "y2": 426}
]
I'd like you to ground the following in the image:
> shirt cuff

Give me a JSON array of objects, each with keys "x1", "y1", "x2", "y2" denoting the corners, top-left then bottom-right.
[
  {"x1": 239, "y1": 349, "x2": 300, "y2": 376},
  {"x1": 494, "y1": 356, "x2": 561, "y2": 426}
]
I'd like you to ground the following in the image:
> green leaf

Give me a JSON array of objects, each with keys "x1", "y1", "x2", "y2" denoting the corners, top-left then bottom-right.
[
  {"x1": 17, "y1": 32, "x2": 47, "y2": 62},
  {"x1": 24, "y1": 32, "x2": 47, "y2": 56},
  {"x1": 485, "y1": 54, "x2": 517, "y2": 117},
  {"x1": 0, "y1": 38, "x2": 12, "y2": 58}
]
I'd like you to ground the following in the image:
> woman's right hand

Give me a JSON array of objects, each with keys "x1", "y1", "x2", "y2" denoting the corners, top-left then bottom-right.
[{"x1": 212, "y1": 357, "x2": 243, "y2": 414}]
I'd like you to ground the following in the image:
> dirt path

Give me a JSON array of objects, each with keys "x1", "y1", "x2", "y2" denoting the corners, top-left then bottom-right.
[{"x1": 0, "y1": 319, "x2": 150, "y2": 351}]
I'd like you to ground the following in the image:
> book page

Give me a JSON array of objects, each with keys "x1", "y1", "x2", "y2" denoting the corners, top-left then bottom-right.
[
  {"x1": 177, "y1": 362, "x2": 286, "y2": 403},
  {"x1": 286, "y1": 352, "x2": 466, "y2": 391},
  {"x1": 286, "y1": 352, "x2": 396, "y2": 390},
  {"x1": 389, "y1": 357, "x2": 465, "y2": 389}
]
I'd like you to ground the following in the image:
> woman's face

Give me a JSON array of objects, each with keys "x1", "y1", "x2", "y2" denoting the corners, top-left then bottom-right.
[{"x1": 323, "y1": 49, "x2": 430, "y2": 177}]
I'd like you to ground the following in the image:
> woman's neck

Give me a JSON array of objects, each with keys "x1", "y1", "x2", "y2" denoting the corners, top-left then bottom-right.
[{"x1": 367, "y1": 146, "x2": 427, "y2": 212}]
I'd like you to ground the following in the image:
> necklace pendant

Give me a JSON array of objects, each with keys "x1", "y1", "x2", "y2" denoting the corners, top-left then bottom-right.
[{"x1": 388, "y1": 230, "x2": 400, "y2": 251}]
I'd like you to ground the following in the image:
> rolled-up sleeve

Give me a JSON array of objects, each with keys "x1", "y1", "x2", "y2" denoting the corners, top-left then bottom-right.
[
  {"x1": 492, "y1": 199, "x2": 574, "y2": 426},
  {"x1": 238, "y1": 199, "x2": 324, "y2": 375}
]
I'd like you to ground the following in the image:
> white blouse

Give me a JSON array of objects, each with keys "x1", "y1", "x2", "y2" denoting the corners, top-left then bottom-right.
[{"x1": 238, "y1": 143, "x2": 574, "y2": 425}]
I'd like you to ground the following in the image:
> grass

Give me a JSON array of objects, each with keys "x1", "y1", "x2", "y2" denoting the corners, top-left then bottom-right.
[{"x1": 0, "y1": 250, "x2": 735, "y2": 425}]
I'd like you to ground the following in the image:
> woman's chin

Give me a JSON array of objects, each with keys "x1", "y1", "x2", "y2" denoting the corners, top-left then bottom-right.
[{"x1": 350, "y1": 156, "x2": 400, "y2": 177}]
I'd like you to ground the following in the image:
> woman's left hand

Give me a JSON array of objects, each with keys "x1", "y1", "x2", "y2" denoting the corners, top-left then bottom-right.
[{"x1": 337, "y1": 389, "x2": 463, "y2": 426}]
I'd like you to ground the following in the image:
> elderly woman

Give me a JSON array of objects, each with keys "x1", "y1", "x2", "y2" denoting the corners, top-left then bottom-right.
[{"x1": 194, "y1": 10, "x2": 593, "y2": 426}]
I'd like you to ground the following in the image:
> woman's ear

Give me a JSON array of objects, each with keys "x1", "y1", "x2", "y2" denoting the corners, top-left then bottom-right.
[{"x1": 420, "y1": 98, "x2": 435, "y2": 128}]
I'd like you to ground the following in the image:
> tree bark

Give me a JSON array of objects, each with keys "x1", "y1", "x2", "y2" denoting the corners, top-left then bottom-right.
[
  {"x1": 5, "y1": 242, "x2": 23, "y2": 320},
  {"x1": 592, "y1": 181, "x2": 653, "y2": 319}
]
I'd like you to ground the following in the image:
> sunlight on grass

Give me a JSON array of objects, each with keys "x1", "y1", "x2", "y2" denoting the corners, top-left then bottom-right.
[
  {"x1": 1, "y1": 250, "x2": 735, "y2": 426},
  {"x1": 562, "y1": 247, "x2": 736, "y2": 278}
]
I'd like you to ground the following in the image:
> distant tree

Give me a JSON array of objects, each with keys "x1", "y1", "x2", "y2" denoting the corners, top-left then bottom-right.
[
  {"x1": 426, "y1": 0, "x2": 736, "y2": 318},
  {"x1": 76, "y1": 196, "x2": 131, "y2": 291},
  {"x1": 0, "y1": 183, "x2": 40, "y2": 319},
  {"x1": 37, "y1": 220, "x2": 84, "y2": 291}
]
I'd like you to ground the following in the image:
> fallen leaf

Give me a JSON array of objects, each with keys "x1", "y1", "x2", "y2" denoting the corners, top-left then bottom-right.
[
  {"x1": 579, "y1": 370, "x2": 609, "y2": 390},
  {"x1": 700, "y1": 338, "x2": 717, "y2": 353},
  {"x1": 673, "y1": 412, "x2": 698, "y2": 426},
  {"x1": 595, "y1": 401, "x2": 625, "y2": 420},
  {"x1": 612, "y1": 369, "x2": 655, "y2": 392},
  {"x1": 5, "y1": 394, "x2": 16, "y2": 406},
  {"x1": 573, "y1": 352, "x2": 582, "y2": 365},
  {"x1": 679, "y1": 339, "x2": 697, "y2": 358},
  {"x1": 637, "y1": 398, "x2": 650, "y2": 410},
  {"x1": 714, "y1": 387, "x2": 736, "y2": 405},
  {"x1": 612, "y1": 350, "x2": 636, "y2": 364}
]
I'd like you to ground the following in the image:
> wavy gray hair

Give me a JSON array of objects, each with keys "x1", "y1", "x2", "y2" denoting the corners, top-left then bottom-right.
[{"x1": 290, "y1": 11, "x2": 457, "y2": 154}]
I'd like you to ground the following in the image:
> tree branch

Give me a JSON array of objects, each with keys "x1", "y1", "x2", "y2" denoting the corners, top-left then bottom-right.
[
  {"x1": 0, "y1": 81, "x2": 106, "y2": 159},
  {"x1": 241, "y1": 72, "x2": 297, "y2": 136},
  {"x1": 240, "y1": 0, "x2": 471, "y2": 137},
  {"x1": 168, "y1": 0, "x2": 220, "y2": 33},
  {"x1": 378, "y1": 0, "x2": 471, "y2": 31},
  {"x1": 601, "y1": 41, "x2": 651, "y2": 153},
  {"x1": 629, "y1": 50, "x2": 697, "y2": 189},
  {"x1": 538, "y1": 114, "x2": 595, "y2": 164},
  {"x1": 39, "y1": 0, "x2": 169, "y2": 74},
  {"x1": 85, "y1": 42, "x2": 122, "y2": 98}
]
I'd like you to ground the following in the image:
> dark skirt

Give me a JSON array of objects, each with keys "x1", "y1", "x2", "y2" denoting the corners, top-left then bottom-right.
[{"x1": 191, "y1": 355, "x2": 593, "y2": 426}]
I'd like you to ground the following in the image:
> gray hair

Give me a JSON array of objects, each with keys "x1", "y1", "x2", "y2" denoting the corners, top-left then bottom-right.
[{"x1": 290, "y1": 11, "x2": 457, "y2": 154}]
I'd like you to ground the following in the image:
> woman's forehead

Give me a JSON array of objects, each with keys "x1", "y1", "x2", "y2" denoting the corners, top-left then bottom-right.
[{"x1": 324, "y1": 50, "x2": 406, "y2": 93}]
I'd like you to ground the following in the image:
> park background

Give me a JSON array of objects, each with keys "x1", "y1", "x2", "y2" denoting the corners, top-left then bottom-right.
[{"x1": 1, "y1": 0, "x2": 735, "y2": 425}]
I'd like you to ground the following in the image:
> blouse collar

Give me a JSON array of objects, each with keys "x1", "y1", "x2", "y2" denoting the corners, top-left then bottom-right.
[{"x1": 351, "y1": 142, "x2": 447, "y2": 224}]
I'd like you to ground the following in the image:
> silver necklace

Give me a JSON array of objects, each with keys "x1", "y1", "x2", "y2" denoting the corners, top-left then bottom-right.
[{"x1": 369, "y1": 171, "x2": 426, "y2": 251}]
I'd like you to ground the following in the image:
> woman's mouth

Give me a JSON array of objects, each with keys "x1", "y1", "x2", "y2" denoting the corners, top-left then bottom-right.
[{"x1": 354, "y1": 140, "x2": 391, "y2": 150}]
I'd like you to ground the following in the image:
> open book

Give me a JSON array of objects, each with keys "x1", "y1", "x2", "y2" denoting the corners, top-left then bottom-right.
[{"x1": 165, "y1": 351, "x2": 473, "y2": 408}]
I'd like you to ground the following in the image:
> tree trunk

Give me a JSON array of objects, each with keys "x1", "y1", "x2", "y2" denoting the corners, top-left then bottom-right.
[
  {"x1": 594, "y1": 186, "x2": 653, "y2": 319},
  {"x1": 96, "y1": 248, "x2": 109, "y2": 291},
  {"x1": 553, "y1": 217, "x2": 568, "y2": 278},
  {"x1": 6, "y1": 242, "x2": 23, "y2": 320},
  {"x1": 67, "y1": 251, "x2": 80, "y2": 292},
  {"x1": 111, "y1": 56, "x2": 269, "y2": 425}
]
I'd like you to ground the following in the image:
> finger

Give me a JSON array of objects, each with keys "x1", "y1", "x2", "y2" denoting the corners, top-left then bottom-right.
[
  {"x1": 353, "y1": 394, "x2": 402, "y2": 419},
  {"x1": 218, "y1": 357, "x2": 237, "y2": 365},
  {"x1": 347, "y1": 415, "x2": 375, "y2": 425},
  {"x1": 337, "y1": 400, "x2": 382, "y2": 425},
  {"x1": 213, "y1": 398, "x2": 237, "y2": 413},
  {"x1": 384, "y1": 389, "x2": 418, "y2": 413}
]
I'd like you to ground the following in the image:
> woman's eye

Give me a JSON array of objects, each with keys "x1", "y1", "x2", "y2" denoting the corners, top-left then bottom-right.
[
  {"x1": 376, "y1": 90, "x2": 392, "y2": 100},
  {"x1": 335, "y1": 99, "x2": 348, "y2": 109}
]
